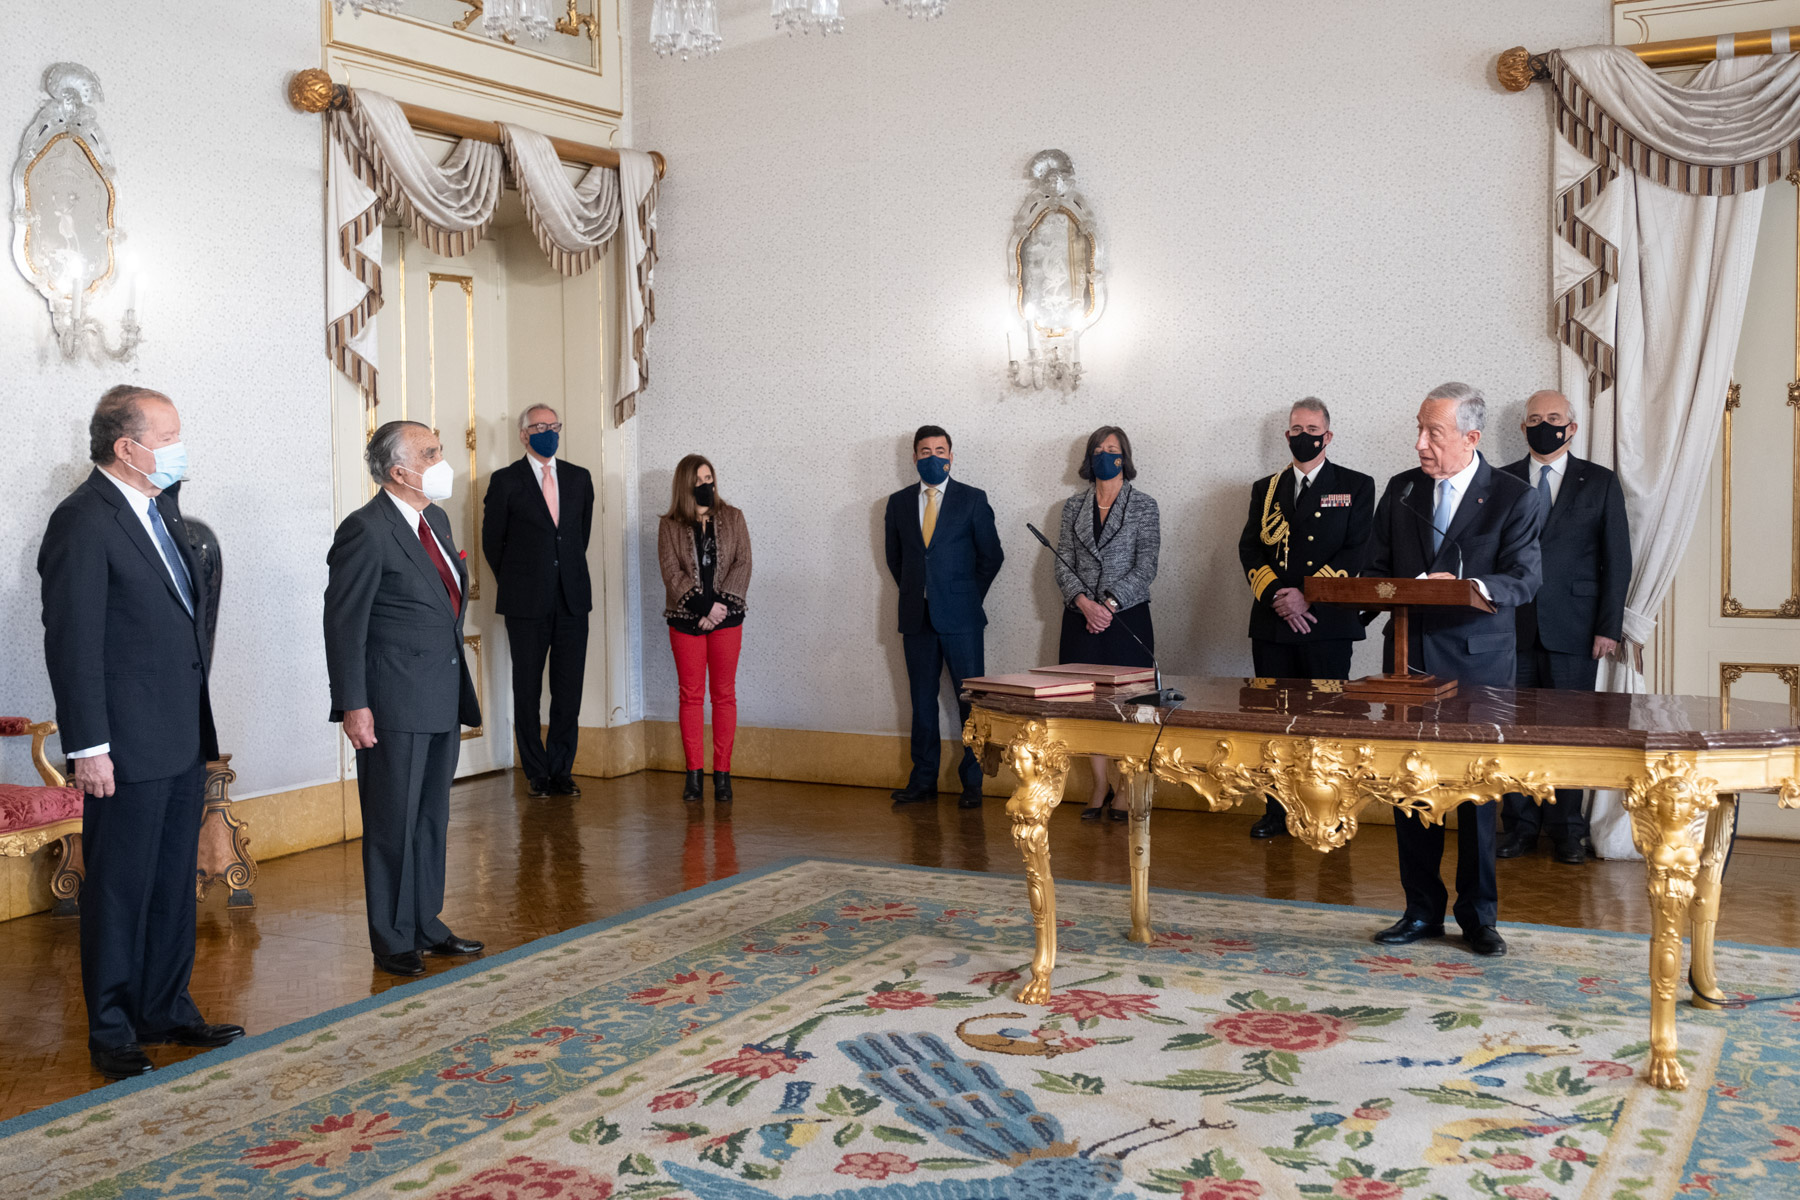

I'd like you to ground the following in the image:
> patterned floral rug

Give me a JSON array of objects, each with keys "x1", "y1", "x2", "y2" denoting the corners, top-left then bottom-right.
[{"x1": 7, "y1": 859, "x2": 1800, "y2": 1200}]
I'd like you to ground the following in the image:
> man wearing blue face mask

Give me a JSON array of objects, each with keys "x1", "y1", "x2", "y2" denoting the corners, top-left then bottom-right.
[
  {"x1": 884, "y1": 425, "x2": 1005, "y2": 808},
  {"x1": 39, "y1": 385, "x2": 242, "y2": 1079},
  {"x1": 482, "y1": 405, "x2": 595, "y2": 799}
]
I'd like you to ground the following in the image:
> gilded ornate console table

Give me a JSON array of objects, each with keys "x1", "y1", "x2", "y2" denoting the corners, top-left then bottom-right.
[{"x1": 961, "y1": 677, "x2": 1800, "y2": 1092}]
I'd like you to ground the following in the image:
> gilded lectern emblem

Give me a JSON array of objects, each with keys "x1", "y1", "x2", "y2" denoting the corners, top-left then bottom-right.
[{"x1": 1375, "y1": 582, "x2": 1397, "y2": 599}]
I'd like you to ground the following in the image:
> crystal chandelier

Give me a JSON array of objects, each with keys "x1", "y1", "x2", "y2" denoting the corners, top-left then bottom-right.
[
  {"x1": 331, "y1": 0, "x2": 405, "y2": 14},
  {"x1": 482, "y1": 0, "x2": 554, "y2": 40},
  {"x1": 772, "y1": 0, "x2": 844, "y2": 36},
  {"x1": 884, "y1": 0, "x2": 948, "y2": 17},
  {"x1": 651, "y1": 0, "x2": 723, "y2": 59}
]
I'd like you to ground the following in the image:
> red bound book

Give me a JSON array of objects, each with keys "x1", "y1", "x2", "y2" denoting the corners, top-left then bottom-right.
[
  {"x1": 1029, "y1": 663, "x2": 1157, "y2": 687},
  {"x1": 962, "y1": 673, "x2": 1097, "y2": 698}
]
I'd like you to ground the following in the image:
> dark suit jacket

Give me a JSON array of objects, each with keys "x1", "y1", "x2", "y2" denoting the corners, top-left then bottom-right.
[
  {"x1": 324, "y1": 493, "x2": 481, "y2": 734},
  {"x1": 1365, "y1": 454, "x2": 1546, "y2": 687},
  {"x1": 482, "y1": 456, "x2": 594, "y2": 618},
  {"x1": 1238, "y1": 459, "x2": 1375, "y2": 643},
  {"x1": 1500, "y1": 454, "x2": 1631, "y2": 655},
  {"x1": 884, "y1": 477, "x2": 1004, "y2": 635},
  {"x1": 38, "y1": 469, "x2": 219, "y2": 782}
]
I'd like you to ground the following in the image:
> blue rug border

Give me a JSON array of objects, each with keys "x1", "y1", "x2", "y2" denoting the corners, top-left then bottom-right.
[{"x1": 6, "y1": 853, "x2": 1796, "y2": 1138}]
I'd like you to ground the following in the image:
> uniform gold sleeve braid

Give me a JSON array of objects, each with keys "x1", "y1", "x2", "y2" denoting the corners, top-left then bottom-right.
[{"x1": 1247, "y1": 565, "x2": 1278, "y2": 600}]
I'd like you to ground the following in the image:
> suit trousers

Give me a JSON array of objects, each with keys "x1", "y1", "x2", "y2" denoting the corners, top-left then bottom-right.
[
  {"x1": 902, "y1": 604, "x2": 985, "y2": 793},
  {"x1": 356, "y1": 729, "x2": 458, "y2": 958},
  {"x1": 1395, "y1": 800, "x2": 1499, "y2": 932},
  {"x1": 1501, "y1": 641, "x2": 1599, "y2": 842},
  {"x1": 1251, "y1": 639, "x2": 1354, "y2": 821},
  {"x1": 505, "y1": 600, "x2": 589, "y2": 784},
  {"x1": 79, "y1": 757, "x2": 207, "y2": 1051}
]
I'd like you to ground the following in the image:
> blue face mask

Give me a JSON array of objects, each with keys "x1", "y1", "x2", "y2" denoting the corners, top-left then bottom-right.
[
  {"x1": 128, "y1": 439, "x2": 188, "y2": 490},
  {"x1": 915, "y1": 454, "x2": 950, "y2": 486},
  {"x1": 528, "y1": 429, "x2": 559, "y2": 458},
  {"x1": 1091, "y1": 451, "x2": 1123, "y2": 481}
]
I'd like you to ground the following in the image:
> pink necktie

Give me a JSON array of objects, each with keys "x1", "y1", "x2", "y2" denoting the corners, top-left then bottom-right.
[{"x1": 541, "y1": 463, "x2": 559, "y2": 526}]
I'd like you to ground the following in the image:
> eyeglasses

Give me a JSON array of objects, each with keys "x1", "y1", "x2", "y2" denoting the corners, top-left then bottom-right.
[
  {"x1": 1523, "y1": 416, "x2": 1569, "y2": 426},
  {"x1": 525, "y1": 422, "x2": 564, "y2": 434}
]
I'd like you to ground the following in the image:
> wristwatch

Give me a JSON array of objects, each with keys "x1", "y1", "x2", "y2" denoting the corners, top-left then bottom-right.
[{"x1": 1103, "y1": 592, "x2": 1120, "y2": 612}]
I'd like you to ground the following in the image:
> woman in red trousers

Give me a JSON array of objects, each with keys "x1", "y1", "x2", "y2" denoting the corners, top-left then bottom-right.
[{"x1": 658, "y1": 454, "x2": 752, "y2": 802}]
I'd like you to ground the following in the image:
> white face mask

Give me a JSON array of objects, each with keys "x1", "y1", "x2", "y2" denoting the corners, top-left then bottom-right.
[{"x1": 402, "y1": 460, "x2": 454, "y2": 501}]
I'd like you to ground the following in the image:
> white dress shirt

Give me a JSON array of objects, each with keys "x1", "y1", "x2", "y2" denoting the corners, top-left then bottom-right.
[
  {"x1": 1291, "y1": 460, "x2": 1325, "y2": 495},
  {"x1": 387, "y1": 490, "x2": 462, "y2": 591},
  {"x1": 1422, "y1": 454, "x2": 1491, "y2": 601},
  {"x1": 917, "y1": 473, "x2": 948, "y2": 528},
  {"x1": 1529, "y1": 453, "x2": 1567, "y2": 504},
  {"x1": 72, "y1": 469, "x2": 200, "y2": 760},
  {"x1": 530, "y1": 453, "x2": 558, "y2": 489}
]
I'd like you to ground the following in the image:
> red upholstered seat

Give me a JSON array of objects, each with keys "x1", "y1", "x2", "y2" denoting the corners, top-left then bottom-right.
[{"x1": 0, "y1": 784, "x2": 83, "y2": 834}]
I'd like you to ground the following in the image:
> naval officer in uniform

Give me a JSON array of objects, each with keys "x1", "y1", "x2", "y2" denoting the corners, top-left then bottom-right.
[{"x1": 1237, "y1": 397, "x2": 1376, "y2": 838}]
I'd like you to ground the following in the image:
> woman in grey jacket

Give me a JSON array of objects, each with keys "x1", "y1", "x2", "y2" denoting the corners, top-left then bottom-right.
[{"x1": 1055, "y1": 425, "x2": 1161, "y2": 820}]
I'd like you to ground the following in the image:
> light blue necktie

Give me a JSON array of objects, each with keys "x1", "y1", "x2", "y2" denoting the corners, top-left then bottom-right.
[
  {"x1": 146, "y1": 502, "x2": 195, "y2": 616},
  {"x1": 1537, "y1": 464, "x2": 1554, "y2": 510},
  {"x1": 1431, "y1": 478, "x2": 1452, "y2": 555}
]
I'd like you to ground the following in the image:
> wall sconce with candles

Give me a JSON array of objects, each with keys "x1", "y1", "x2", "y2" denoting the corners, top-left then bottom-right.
[
  {"x1": 1007, "y1": 149, "x2": 1104, "y2": 392},
  {"x1": 10, "y1": 63, "x2": 142, "y2": 363}
]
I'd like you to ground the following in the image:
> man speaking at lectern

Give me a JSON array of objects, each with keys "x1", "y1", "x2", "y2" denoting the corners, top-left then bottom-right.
[{"x1": 1364, "y1": 382, "x2": 1544, "y2": 958}]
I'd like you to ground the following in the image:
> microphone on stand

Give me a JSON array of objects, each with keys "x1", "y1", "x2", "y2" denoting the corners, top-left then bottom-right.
[
  {"x1": 1399, "y1": 479, "x2": 1463, "y2": 581},
  {"x1": 1026, "y1": 522, "x2": 1184, "y2": 706}
]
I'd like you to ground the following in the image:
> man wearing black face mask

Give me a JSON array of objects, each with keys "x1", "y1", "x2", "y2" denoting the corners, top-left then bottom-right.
[
  {"x1": 1237, "y1": 397, "x2": 1375, "y2": 839},
  {"x1": 483, "y1": 405, "x2": 595, "y2": 798},
  {"x1": 1497, "y1": 390, "x2": 1631, "y2": 864}
]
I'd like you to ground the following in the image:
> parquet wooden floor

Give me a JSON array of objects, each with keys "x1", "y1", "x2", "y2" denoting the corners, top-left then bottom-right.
[{"x1": 3, "y1": 769, "x2": 1798, "y2": 1121}]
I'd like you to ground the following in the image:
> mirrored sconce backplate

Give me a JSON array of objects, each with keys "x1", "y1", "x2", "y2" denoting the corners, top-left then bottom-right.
[
  {"x1": 1008, "y1": 149, "x2": 1104, "y2": 392},
  {"x1": 10, "y1": 62, "x2": 140, "y2": 362}
]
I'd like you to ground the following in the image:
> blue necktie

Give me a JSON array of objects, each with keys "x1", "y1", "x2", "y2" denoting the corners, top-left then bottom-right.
[
  {"x1": 1431, "y1": 479, "x2": 1452, "y2": 555},
  {"x1": 1537, "y1": 465, "x2": 1553, "y2": 510},
  {"x1": 147, "y1": 501, "x2": 195, "y2": 616}
]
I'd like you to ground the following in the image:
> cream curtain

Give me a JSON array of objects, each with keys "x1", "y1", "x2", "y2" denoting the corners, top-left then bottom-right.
[
  {"x1": 324, "y1": 89, "x2": 660, "y2": 418},
  {"x1": 1546, "y1": 47, "x2": 1798, "y2": 857}
]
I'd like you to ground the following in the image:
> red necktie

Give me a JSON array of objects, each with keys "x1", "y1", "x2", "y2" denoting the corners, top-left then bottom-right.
[{"x1": 417, "y1": 514, "x2": 462, "y2": 618}]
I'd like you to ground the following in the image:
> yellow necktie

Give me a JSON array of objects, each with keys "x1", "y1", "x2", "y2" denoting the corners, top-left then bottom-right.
[{"x1": 922, "y1": 487, "x2": 940, "y2": 547}]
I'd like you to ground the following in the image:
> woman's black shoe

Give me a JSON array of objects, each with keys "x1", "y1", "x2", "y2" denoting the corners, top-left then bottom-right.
[
  {"x1": 681, "y1": 770, "x2": 704, "y2": 802},
  {"x1": 713, "y1": 771, "x2": 734, "y2": 802},
  {"x1": 1081, "y1": 787, "x2": 1116, "y2": 822}
]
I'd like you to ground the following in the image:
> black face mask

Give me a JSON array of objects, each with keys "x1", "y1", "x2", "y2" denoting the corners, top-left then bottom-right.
[
  {"x1": 1286, "y1": 431, "x2": 1326, "y2": 462},
  {"x1": 693, "y1": 483, "x2": 716, "y2": 508},
  {"x1": 1525, "y1": 422, "x2": 1570, "y2": 455}
]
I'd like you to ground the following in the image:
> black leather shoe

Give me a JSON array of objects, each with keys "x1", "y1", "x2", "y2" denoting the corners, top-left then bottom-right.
[
  {"x1": 551, "y1": 776, "x2": 582, "y2": 797},
  {"x1": 527, "y1": 777, "x2": 552, "y2": 798},
  {"x1": 91, "y1": 1044, "x2": 154, "y2": 1079},
  {"x1": 957, "y1": 789, "x2": 982, "y2": 809},
  {"x1": 1551, "y1": 838, "x2": 1588, "y2": 865},
  {"x1": 1372, "y1": 917, "x2": 1445, "y2": 945},
  {"x1": 425, "y1": 934, "x2": 484, "y2": 956},
  {"x1": 682, "y1": 770, "x2": 705, "y2": 802},
  {"x1": 890, "y1": 785, "x2": 936, "y2": 804},
  {"x1": 1496, "y1": 830, "x2": 1537, "y2": 859},
  {"x1": 143, "y1": 1022, "x2": 245, "y2": 1048},
  {"x1": 1249, "y1": 810, "x2": 1289, "y2": 839},
  {"x1": 1464, "y1": 925, "x2": 1508, "y2": 956},
  {"x1": 373, "y1": 950, "x2": 426, "y2": 976}
]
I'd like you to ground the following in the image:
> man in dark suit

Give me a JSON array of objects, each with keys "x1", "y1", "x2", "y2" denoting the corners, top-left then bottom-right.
[
  {"x1": 1238, "y1": 396, "x2": 1375, "y2": 838},
  {"x1": 1365, "y1": 383, "x2": 1545, "y2": 958},
  {"x1": 884, "y1": 425, "x2": 1005, "y2": 809},
  {"x1": 39, "y1": 385, "x2": 243, "y2": 1079},
  {"x1": 325, "y1": 420, "x2": 485, "y2": 978},
  {"x1": 482, "y1": 404, "x2": 594, "y2": 799},
  {"x1": 1498, "y1": 390, "x2": 1632, "y2": 865}
]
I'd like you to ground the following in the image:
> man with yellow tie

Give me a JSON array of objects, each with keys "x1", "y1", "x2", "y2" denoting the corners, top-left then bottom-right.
[{"x1": 884, "y1": 425, "x2": 1005, "y2": 808}]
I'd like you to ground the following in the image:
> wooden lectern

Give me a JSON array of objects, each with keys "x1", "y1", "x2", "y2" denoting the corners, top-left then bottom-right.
[{"x1": 1303, "y1": 577, "x2": 1495, "y2": 700}]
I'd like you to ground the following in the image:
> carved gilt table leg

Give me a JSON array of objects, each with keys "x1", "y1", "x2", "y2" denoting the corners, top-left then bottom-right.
[
  {"x1": 1687, "y1": 795, "x2": 1736, "y2": 1010},
  {"x1": 1623, "y1": 754, "x2": 1718, "y2": 1090},
  {"x1": 1117, "y1": 756, "x2": 1155, "y2": 944},
  {"x1": 1001, "y1": 721, "x2": 1070, "y2": 1005}
]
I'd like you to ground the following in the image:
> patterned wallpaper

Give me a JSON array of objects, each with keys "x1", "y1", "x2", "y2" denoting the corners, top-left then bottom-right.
[
  {"x1": 0, "y1": 6, "x2": 338, "y2": 797},
  {"x1": 630, "y1": 0, "x2": 1614, "y2": 740}
]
